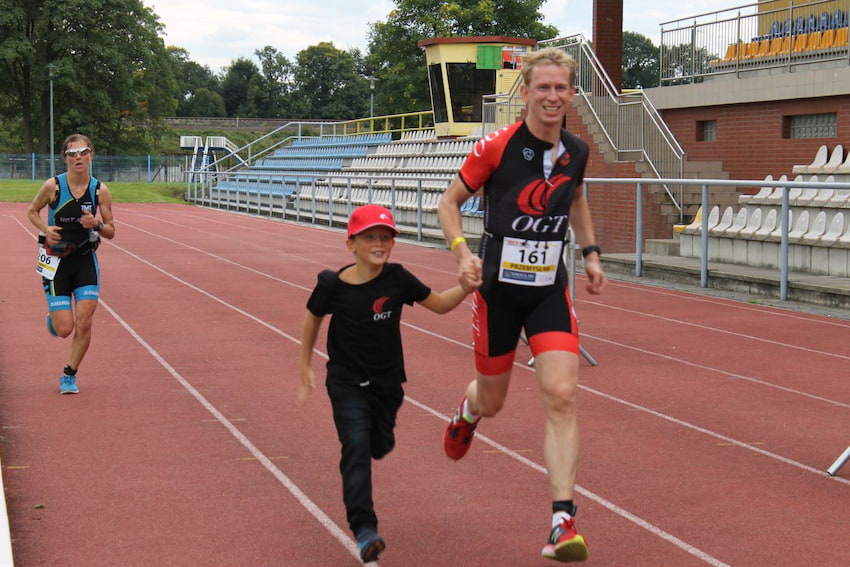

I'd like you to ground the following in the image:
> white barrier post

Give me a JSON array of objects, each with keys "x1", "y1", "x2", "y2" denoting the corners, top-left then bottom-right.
[{"x1": 827, "y1": 446, "x2": 850, "y2": 476}]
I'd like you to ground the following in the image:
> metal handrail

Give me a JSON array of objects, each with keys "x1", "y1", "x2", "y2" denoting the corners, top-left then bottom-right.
[
  {"x1": 186, "y1": 169, "x2": 850, "y2": 301},
  {"x1": 660, "y1": 0, "x2": 850, "y2": 84},
  {"x1": 586, "y1": 176, "x2": 850, "y2": 300},
  {"x1": 484, "y1": 35, "x2": 687, "y2": 217}
]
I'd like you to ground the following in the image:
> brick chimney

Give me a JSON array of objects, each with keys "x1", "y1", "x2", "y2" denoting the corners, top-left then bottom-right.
[{"x1": 592, "y1": 0, "x2": 623, "y2": 91}]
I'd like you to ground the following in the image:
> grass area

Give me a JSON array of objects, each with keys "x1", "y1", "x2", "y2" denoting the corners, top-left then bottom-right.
[{"x1": 0, "y1": 179, "x2": 186, "y2": 203}]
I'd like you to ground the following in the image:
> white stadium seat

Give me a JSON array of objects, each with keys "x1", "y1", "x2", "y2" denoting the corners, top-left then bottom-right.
[
  {"x1": 818, "y1": 212, "x2": 845, "y2": 246},
  {"x1": 722, "y1": 207, "x2": 749, "y2": 237},
  {"x1": 801, "y1": 211, "x2": 827, "y2": 245},
  {"x1": 738, "y1": 207, "x2": 763, "y2": 239},
  {"x1": 710, "y1": 206, "x2": 735, "y2": 235},
  {"x1": 792, "y1": 144, "x2": 827, "y2": 173},
  {"x1": 787, "y1": 210, "x2": 811, "y2": 242}
]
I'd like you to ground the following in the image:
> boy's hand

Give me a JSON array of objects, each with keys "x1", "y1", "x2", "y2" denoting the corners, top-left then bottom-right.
[{"x1": 297, "y1": 368, "x2": 315, "y2": 404}]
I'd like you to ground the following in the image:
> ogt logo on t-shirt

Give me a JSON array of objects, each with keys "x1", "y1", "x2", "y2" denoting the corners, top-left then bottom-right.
[{"x1": 372, "y1": 296, "x2": 393, "y2": 321}]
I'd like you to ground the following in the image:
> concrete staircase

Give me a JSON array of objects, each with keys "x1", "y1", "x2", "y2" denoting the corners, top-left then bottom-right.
[{"x1": 572, "y1": 98, "x2": 733, "y2": 228}]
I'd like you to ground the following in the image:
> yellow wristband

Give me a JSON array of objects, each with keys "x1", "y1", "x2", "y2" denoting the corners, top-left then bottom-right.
[{"x1": 449, "y1": 236, "x2": 466, "y2": 251}]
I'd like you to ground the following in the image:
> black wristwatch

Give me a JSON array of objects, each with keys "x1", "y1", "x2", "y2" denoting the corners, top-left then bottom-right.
[
  {"x1": 581, "y1": 244, "x2": 602, "y2": 259},
  {"x1": 94, "y1": 221, "x2": 104, "y2": 232}
]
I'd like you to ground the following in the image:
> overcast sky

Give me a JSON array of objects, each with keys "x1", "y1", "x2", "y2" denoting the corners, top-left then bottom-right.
[{"x1": 145, "y1": 0, "x2": 728, "y2": 73}]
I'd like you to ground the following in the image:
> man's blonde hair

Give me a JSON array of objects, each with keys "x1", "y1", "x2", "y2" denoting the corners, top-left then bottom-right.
[{"x1": 521, "y1": 47, "x2": 577, "y2": 88}]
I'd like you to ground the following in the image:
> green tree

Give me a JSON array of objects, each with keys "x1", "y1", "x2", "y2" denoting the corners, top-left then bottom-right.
[
  {"x1": 0, "y1": 0, "x2": 177, "y2": 154},
  {"x1": 220, "y1": 57, "x2": 260, "y2": 117},
  {"x1": 185, "y1": 87, "x2": 226, "y2": 117},
  {"x1": 367, "y1": 0, "x2": 559, "y2": 115},
  {"x1": 168, "y1": 46, "x2": 221, "y2": 116},
  {"x1": 294, "y1": 42, "x2": 368, "y2": 120},
  {"x1": 622, "y1": 31, "x2": 659, "y2": 89},
  {"x1": 249, "y1": 46, "x2": 297, "y2": 118}
]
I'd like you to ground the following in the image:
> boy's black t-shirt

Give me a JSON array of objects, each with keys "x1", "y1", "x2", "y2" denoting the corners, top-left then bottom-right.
[{"x1": 306, "y1": 263, "x2": 431, "y2": 385}]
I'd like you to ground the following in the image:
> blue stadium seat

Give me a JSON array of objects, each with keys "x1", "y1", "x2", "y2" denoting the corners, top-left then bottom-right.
[
  {"x1": 766, "y1": 20, "x2": 780, "y2": 39},
  {"x1": 793, "y1": 15, "x2": 805, "y2": 35},
  {"x1": 805, "y1": 13, "x2": 817, "y2": 33}
]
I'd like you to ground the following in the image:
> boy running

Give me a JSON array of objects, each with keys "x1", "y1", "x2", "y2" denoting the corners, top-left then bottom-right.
[{"x1": 298, "y1": 204, "x2": 471, "y2": 563}]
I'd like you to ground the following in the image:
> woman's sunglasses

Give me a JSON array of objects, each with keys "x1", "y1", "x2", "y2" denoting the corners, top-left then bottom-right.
[{"x1": 64, "y1": 147, "x2": 92, "y2": 158}]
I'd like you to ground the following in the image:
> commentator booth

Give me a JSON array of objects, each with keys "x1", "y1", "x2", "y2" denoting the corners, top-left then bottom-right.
[{"x1": 418, "y1": 36, "x2": 537, "y2": 138}]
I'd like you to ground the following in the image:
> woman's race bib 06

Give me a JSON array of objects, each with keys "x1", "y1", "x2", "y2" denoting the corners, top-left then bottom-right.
[
  {"x1": 36, "y1": 246, "x2": 61, "y2": 280},
  {"x1": 498, "y1": 238, "x2": 562, "y2": 287}
]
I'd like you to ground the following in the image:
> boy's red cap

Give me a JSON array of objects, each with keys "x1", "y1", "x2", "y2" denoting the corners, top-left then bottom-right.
[{"x1": 347, "y1": 204, "x2": 399, "y2": 237}]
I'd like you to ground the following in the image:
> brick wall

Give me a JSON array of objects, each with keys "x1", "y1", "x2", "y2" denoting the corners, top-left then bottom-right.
[{"x1": 660, "y1": 95, "x2": 850, "y2": 181}]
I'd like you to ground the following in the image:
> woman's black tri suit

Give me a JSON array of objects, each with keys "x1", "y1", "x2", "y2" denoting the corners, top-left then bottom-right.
[{"x1": 41, "y1": 173, "x2": 101, "y2": 311}]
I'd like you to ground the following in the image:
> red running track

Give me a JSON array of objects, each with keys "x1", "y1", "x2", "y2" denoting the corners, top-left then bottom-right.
[{"x1": 1, "y1": 202, "x2": 848, "y2": 566}]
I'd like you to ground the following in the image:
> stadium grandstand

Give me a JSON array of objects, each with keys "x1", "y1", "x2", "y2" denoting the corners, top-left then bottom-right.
[{"x1": 182, "y1": 0, "x2": 850, "y2": 307}]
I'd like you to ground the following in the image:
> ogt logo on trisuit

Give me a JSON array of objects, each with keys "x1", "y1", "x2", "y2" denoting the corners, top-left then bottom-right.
[{"x1": 516, "y1": 173, "x2": 571, "y2": 215}]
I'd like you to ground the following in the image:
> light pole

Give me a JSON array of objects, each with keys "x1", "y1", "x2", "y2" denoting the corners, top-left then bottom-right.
[
  {"x1": 363, "y1": 75, "x2": 377, "y2": 118},
  {"x1": 48, "y1": 63, "x2": 55, "y2": 177}
]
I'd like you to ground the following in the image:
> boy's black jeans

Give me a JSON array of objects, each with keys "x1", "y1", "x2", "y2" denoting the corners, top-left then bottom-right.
[{"x1": 327, "y1": 379, "x2": 404, "y2": 536}]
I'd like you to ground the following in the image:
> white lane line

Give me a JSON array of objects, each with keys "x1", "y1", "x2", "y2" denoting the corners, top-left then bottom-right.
[
  {"x1": 598, "y1": 278, "x2": 850, "y2": 328},
  {"x1": 121, "y1": 211, "x2": 846, "y2": 359},
  {"x1": 98, "y1": 300, "x2": 366, "y2": 564},
  {"x1": 577, "y1": 382, "x2": 850, "y2": 485},
  {"x1": 103, "y1": 243, "x2": 751, "y2": 566},
  {"x1": 581, "y1": 301, "x2": 850, "y2": 361},
  {"x1": 405, "y1": 397, "x2": 732, "y2": 567},
  {"x1": 7, "y1": 217, "x2": 365, "y2": 562},
  {"x1": 581, "y1": 333, "x2": 850, "y2": 410},
  {"x1": 401, "y1": 321, "x2": 850, "y2": 485},
  {"x1": 120, "y1": 212, "x2": 459, "y2": 277}
]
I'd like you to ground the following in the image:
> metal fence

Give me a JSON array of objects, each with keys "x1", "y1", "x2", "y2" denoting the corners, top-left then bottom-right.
[
  {"x1": 660, "y1": 0, "x2": 850, "y2": 84},
  {"x1": 0, "y1": 154, "x2": 186, "y2": 183},
  {"x1": 188, "y1": 172, "x2": 850, "y2": 301},
  {"x1": 585, "y1": 176, "x2": 850, "y2": 300}
]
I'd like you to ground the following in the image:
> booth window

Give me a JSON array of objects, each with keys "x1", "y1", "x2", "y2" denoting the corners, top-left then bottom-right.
[
  {"x1": 446, "y1": 63, "x2": 496, "y2": 123},
  {"x1": 428, "y1": 64, "x2": 449, "y2": 123}
]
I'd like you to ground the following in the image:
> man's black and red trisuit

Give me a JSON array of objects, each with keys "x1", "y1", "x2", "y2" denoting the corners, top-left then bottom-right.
[{"x1": 457, "y1": 121, "x2": 590, "y2": 375}]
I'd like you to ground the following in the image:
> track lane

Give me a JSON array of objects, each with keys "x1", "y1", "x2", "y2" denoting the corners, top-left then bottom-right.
[{"x1": 2, "y1": 202, "x2": 848, "y2": 566}]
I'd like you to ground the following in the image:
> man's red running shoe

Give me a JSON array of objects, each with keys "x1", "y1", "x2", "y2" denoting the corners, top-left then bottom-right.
[
  {"x1": 540, "y1": 517, "x2": 589, "y2": 562},
  {"x1": 443, "y1": 397, "x2": 480, "y2": 460}
]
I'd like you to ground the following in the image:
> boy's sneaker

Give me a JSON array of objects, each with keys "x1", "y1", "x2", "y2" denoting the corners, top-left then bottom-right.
[
  {"x1": 541, "y1": 517, "x2": 589, "y2": 562},
  {"x1": 59, "y1": 375, "x2": 79, "y2": 395},
  {"x1": 443, "y1": 397, "x2": 480, "y2": 460},
  {"x1": 356, "y1": 528, "x2": 385, "y2": 563},
  {"x1": 46, "y1": 314, "x2": 57, "y2": 337}
]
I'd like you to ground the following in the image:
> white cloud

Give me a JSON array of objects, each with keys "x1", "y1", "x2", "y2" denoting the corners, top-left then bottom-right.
[{"x1": 146, "y1": 0, "x2": 730, "y2": 73}]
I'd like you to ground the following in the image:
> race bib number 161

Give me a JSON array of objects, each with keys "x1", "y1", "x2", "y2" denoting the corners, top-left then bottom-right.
[{"x1": 498, "y1": 238, "x2": 562, "y2": 287}]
